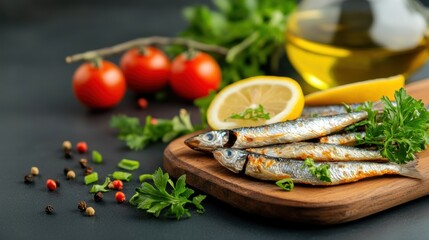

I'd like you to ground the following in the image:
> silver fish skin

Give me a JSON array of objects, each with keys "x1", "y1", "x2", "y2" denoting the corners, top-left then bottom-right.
[
  {"x1": 246, "y1": 142, "x2": 387, "y2": 162},
  {"x1": 319, "y1": 132, "x2": 365, "y2": 146},
  {"x1": 212, "y1": 148, "x2": 421, "y2": 186},
  {"x1": 300, "y1": 101, "x2": 388, "y2": 118},
  {"x1": 301, "y1": 104, "x2": 362, "y2": 118},
  {"x1": 185, "y1": 111, "x2": 368, "y2": 152}
]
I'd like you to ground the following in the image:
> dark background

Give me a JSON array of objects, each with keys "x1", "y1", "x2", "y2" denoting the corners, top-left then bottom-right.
[{"x1": 2, "y1": 0, "x2": 429, "y2": 239}]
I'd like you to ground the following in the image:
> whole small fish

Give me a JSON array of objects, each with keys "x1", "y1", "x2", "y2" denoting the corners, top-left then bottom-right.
[
  {"x1": 185, "y1": 111, "x2": 368, "y2": 152},
  {"x1": 247, "y1": 142, "x2": 387, "y2": 162},
  {"x1": 212, "y1": 148, "x2": 421, "y2": 186},
  {"x1": 319, "y1": 132, "x2": 365, "y2": 146}
]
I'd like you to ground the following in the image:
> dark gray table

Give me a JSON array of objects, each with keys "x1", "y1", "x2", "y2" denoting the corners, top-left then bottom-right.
[{"x1": 2, "y1": 1, "x2": 429, "y2": 239}]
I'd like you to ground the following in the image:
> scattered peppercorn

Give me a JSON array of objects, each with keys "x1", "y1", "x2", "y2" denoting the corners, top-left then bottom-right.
[
  {"x1": 46, "y1": 179, "x2": 57, "y2": 191},
  {"x1": 55, "y1": 179, "x2": 61, "y2": 188},
  {"x1": 78, "y1": 201, "x2": 87, "y2": 212},
  {"x1": 84, "y1": 167, "x2": 93, "y2": 176},
  {"x1": 94, "y1": 192, "x2": 103, "y2": 202},
  {"x1": 112, "y1": 180, "x2": 123, "y2": 190},
  {"x1": 64, "y1": 150, "x2": 73, "y2": 159},
  {"x1": 63, "y1": 167, "x2": 71, "y2": 175},
  {"x1": 115, "y1": 191, "x2": 126, "y2": 203},
  {"x1": 62, "y1": 140, "x2": 72, "y2": 151},
  {"x1": 79, "y1": 158, "x2": 88, "y2": 168},
  {"x1": 24, "y1": 174, "x2": 34, "y2": 184},
  {"x1": 76, "y1": 142, "x2": 88, "y2": 153},
  {"x1": 66, "y1": 170, "x2": 76, "y2": 180},
  {"x1": 45, "y1": 205, "x2": 54, "y2": 214},
  {"x1": 30, "y1": 167, "x2": 39, "y2": 176},
  {"x1": 138, "y1": 97, "x2": 148, "y2": 109},
  {"x1": 85, "y1": 207, "x2": 95, "y2": 216}
]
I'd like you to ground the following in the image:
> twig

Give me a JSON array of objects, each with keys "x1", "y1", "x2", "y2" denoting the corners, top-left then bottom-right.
[{"x1": 65, "y1": 36, "x2": 229, "y2": 63}]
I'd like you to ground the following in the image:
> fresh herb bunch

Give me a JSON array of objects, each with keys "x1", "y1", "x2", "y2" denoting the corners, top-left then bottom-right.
[
  {"x1": 110, "y1": 109, "x2": 196, "y2": 150},
  {"x1": 129, "y1": 168, "x2": 206, "y2": 220},
  {"x1": 174, "y1": 0, "x2": 296, "y2": 87},
  {"x1": 228, "y1": 104, "x2": 270, "y2": 121},
  {"x1": 302, "y1": 158, "x2": 332, "y2": 182},
  {"x1": 356, "y1": 88, "x2": 429, "y2": 164}
]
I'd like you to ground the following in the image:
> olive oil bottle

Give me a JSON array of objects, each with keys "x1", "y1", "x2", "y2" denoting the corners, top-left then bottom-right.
[{"x1": 285, "y1": 0, "x2": 429, "y2": 90}]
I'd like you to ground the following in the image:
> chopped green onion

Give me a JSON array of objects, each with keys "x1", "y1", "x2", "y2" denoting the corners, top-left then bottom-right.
[
  {"x1": 89, "y1": 177, "x2": 111, "y2": 193},
  {"x1": 112, "y1": 171, "x2": 132, "y2": 182},
  {"x1": 139, "y1": 174, "x2": 153, "y2": 182},
  {"x1": 84, "y1": 172, "x2": 98, "y2": 185},
  {"x1": 117, "y1": 159, "x2": 140, "y2": 171},
  {"x1": 275, "y1": 178, "x2": 294, "y2": 191},
  {"x1": 92, "y1": 150, "x2": 103, "y2": 164}
]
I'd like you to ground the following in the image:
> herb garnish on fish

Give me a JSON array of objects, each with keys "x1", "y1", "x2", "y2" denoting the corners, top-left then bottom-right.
[
  {"x1": 354, "y1": 89, "x2": 429, "y2": 164},
  {"x1": 302, "y1": 158, "x2": 332, "y2": 182}
]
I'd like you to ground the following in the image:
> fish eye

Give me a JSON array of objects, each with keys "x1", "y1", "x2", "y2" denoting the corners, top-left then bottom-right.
[
  {"x1": 226, "y1": 149, "x2": 233, "y2": 157},
  {"x1": 205, "y1": 133, "x2": 214, "y2": 141}
]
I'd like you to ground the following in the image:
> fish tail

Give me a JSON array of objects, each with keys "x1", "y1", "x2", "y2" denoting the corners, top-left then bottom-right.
[{"x1": 398, "y1": 160, "x2": 422, "y2": 179}]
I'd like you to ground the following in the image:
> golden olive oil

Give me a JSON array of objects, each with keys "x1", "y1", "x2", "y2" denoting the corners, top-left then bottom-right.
[{"x1": 286, "y1": 6, "x2": 429, "y2": 90}]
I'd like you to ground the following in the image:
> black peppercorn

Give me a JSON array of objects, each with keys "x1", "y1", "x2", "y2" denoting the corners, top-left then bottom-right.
[
  {"x1": 64, "y1": 150, "x2": 72, "y2": 159},
  {"x1": 45, "y1": 205, "x2": 54, "y2": 214},
  {"x1": 94, "y1": 192, "x2": 103, "y2": 202},
  {"x1": 55, "y1": 179, "x2": 60, "y2": 188},
  {"x1": 79, "y1": 158, "x2": 88, "y2": 169},
  {"x1": 84, "y1": 167, "x2": 93, "y2": 176},
  {"x1": 78, "y1": 201, "x2": 87, "y2": 211},
  {"x1": 63, "y1": 167, "x2": 71, "y2": 175},
  {"x1": 24, "y1": 174, "x2": 34, "y2": 184}
]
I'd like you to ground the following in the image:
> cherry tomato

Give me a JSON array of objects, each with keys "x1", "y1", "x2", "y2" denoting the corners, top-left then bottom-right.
[
  {"x1": 72, "y1": 60, "x2": 126, "y2": 109},
  {"x1": 120, "y1": 47, "x2": 171, "y2": 93},
  {"x1": 170, "y1": 51, "x2": 221, "y2": 100}
]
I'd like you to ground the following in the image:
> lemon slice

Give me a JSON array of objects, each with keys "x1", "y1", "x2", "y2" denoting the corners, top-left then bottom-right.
[
  {"x1": 304, "y1": 75, "x2": 405, "y2": 106},
  {"x1": 207, "y1": 76, "x2": 304, "y2": 130}
]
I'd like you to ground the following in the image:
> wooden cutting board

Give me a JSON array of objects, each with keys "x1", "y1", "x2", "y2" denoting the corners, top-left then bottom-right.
[{"x1": 163, "y1": 79, "x2": 429, "y2": 225}]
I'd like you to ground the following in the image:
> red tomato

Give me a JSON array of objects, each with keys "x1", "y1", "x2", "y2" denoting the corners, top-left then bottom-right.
[
  {"x1": 72, "y1": 60, "x2": 126, "y2": 109},
  {"x1": 170, "y1": 51, "x2": 221, "y2": 100},
  {"x1": 120, "y1": 47, "x2": 171, "y2": 93}
]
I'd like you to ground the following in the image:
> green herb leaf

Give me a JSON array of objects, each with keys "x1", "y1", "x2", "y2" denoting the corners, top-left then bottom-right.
[
  {"x1": 356, "y1": 88, "x2": 429, "y2": 164},
  {"x1": 84, "y1": 172, "x2": 98, "y2": 185},
  {"x1": 302, "y1": 158, "x2": 332, "y2": 183},
  {"x1": 89, "y1": 177, "x2": 111, "y2": 193},
  {"x1": 112, "y1": 171, "x2": 132, "y2": 182},
  {"x1": 275, "y1": 178, "x2": 294, "y2": 191},
  {"x1": 117, "y1": 159, "x2": 140, "y2": 171},
  {"x1": 110, "y1": 109, "x2": 197, "y2": 151},
  {"x1": 92, "y1": 150, "x2": 103, "y2": 164},
  {"x1": 228, "y1": 104, "x2": 270, "y2": 121},
  {"x1": 129, "y1": 168, "x2": 206, "y2": 220}
]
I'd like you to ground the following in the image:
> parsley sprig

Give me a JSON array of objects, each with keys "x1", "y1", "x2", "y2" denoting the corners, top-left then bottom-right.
[
  {"x1": 275, "y1": 178, "x2": 294, "y2": 191},
  {"x1": 110, "y1": 109, "x2": 196, "y2": 150},
  {"x1": 302, "y1": 158, "x2": 332, "y2": 183},
  {"x1": 129, "y1": 168, "x2": 206, "y2": 220},
  {"x1": 228, "y1": 104, "x2": 270, "y2": 121},
  {"x1": 356, "y1": 88, "x2": 429, "y2": 164}
]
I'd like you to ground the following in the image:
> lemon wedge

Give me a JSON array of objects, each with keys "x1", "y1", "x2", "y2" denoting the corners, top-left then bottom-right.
[
  {"x1": 207, "y1": 76, "x2": 304, "y2": 130},
  {"x1": 304, "y1": 75, "x2": 405, "y2": 106}
]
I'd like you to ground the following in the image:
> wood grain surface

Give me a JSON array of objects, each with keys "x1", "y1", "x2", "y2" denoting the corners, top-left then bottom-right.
[{"x1": 163, "y1": 79, "x2": 429, "y2": 225}]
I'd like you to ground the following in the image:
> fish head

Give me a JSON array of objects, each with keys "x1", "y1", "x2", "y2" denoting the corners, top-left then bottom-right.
[
  {"x1": 212, "y1": 148, "x2": 248, "y2": 173},
  {"x1": 184, "y1": 130, "x2": 230, "y2": 152}
]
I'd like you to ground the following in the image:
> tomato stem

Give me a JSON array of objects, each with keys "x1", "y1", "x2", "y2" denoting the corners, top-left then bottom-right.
[
  {"x1": 89, "y1": 57, "x2": 103, "y2": 69},
  {"x1": 65, "y1": 36, "x2": 229, "y2": 63}
]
